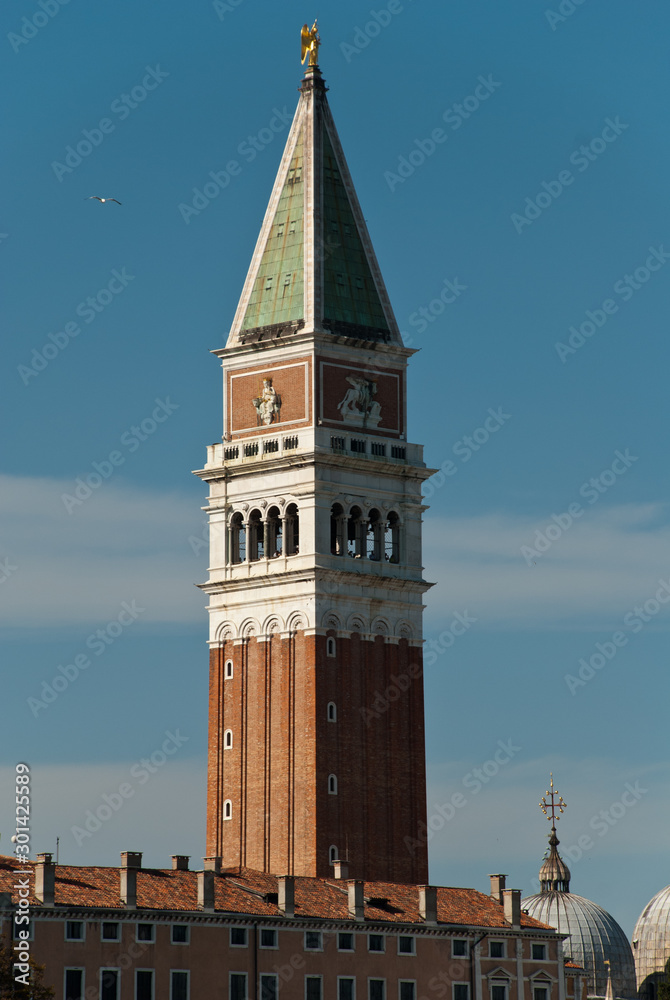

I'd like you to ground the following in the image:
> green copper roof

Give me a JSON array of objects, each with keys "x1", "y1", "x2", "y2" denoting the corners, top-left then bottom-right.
[
  {"x1": 322, "y1": 129, "x2": 389, "y2": 331},
  {"x1": 241, "y1": 131, "x2": 304, "y2": 331}
]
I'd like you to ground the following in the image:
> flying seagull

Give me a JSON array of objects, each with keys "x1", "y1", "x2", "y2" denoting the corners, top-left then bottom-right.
[{"x1": 85, "y1": 196, "x2": 122, "y2": 205}]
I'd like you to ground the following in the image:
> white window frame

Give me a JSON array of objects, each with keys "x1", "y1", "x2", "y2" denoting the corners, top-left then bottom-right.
[
  {"x1": 338, "y1": 931, "x2": 355, "y2": 952},
  {"x1": 224, "y1": 729, "x2": 233, "y2": 749},
  {"x1": 490, "y1": 981, "x2": 509, "y2": 1000},
  {"x1": 64, "y1": 967, "x2": 85, "y2": 1000},
  {"x1": 452, "y1": 938, "x2": 469, "y2": 958},
  {"x1": 259, "y1": 927, "x2": 278, "y2": 950},
  {"x1": 224, "y1": 799, "x2": 233, "y2": 820},
  {"x1": 230, "y1": 926, "x2": 248, "y2": 947},
  {"x1": 453, "y1": 985, "x2": 471, "y2": 1000},
  {"x1": 225, "y1": 660, "x2": 234, "y2": 679},
  {"x1": 135, "y1": 969, "x2": 155, "y2": 1000},
  {"x1": 101, "y1": 921, "x2": 120, "y2": 942},
  {"x1": 170, "y1": 969, "x2": 190, "y2": 1000},
  {"x1": 368, "y1": 978, "x2": 387, "y2": 1000},
  {"x1": 260, "y1": 972, "x2": 279, "y2": 1000},
  {"x1": 136, "y1": 923, "x2": 155, "y2": 944},
  {"x1": 305, "y1": 976, "x2": 324, "y2": 1000},
  {"x1": 368, "y1": 933, "x2": 385, "y2": 953},
  {"x1": 338, "y1": 977, "x2": 356, "y2": 1000},
  {"x1": 229, "y1": 972, "x2": 248, "y2": 1000},
  {"x1": 65, "y1": 920, "x2": 85, "y2": 942},
  {"x1": 304, "y1": 929, "x2": 323, "y2": 951},
  {"x1": 399, "y1": 982, "x2": 417, "y2": 1000},
  {"x1": 532, "y1": 943, "x2": 547, "y2": 961},
  {"x1": 489, "y1": 940, "x2": 506, "y2": 959},
  {"x1": 99, "y1": 967, "x2": 120, "y2": 1000},
  {"x1": 533, "y1": 988, "x2": 549, "y2": 1000},
  {"x1": 171, "y1": 924, "x2": 190, "y2": 945},
  {"x1": 397, "y1": 935, "x2": 415, "y2": 956}
]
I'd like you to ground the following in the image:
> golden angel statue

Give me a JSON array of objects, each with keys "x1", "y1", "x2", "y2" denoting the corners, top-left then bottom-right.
[{"x1": 301, "y1": 21, "x2": 320, "y2": 67}]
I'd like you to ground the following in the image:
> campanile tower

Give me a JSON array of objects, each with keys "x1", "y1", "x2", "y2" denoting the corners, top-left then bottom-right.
[{"x1": 195, "y1": 38, "x2": 432, "y2": 883}]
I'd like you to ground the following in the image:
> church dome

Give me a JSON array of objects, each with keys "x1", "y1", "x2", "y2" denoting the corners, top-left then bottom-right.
[
  {"x1": 523, "y1": 777, "x2": 636, "y2": 999},
  {"x1": 632, "y1": 883, "x2": 670, "y2": 998}
]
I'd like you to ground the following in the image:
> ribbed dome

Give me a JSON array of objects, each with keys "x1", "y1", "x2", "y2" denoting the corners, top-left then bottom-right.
[
  {"x1": 522, "y1": 891, "x2": 637, "y2": 998},
  {"x1": 632, "y1": 883, "x2": 670, "y2": 997}
]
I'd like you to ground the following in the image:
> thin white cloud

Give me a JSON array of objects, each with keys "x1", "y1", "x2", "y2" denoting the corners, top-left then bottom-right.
[
  {"x1": 424, "y1": 504, "x2": 670, "y2": 629},
  {"x1": 0, "y1": 474, "x2": 207, "y2": 627}
]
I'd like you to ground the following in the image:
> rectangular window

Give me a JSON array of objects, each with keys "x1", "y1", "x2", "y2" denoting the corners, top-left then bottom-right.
[
  {"x1": 534, "y1": 989, "x2": 548, "y2": 1000},
  {"x1": 368, "y1": 934, "x2": 385, "y2": 953},
  {"x1": 532, "y1": 944, "x2": 547, "y2": 961},
  {"x1": 400, "y1": 984, "x2": 416, "y2": 1000},
  {"x1": 137, "y1": 924, "x2": 155, "y2": 942},
  {"x1": 171, "y1": 971, "x2": 189, "y2": 1000},
  {"x1": 101, "y1": 969, "x2": 119, "y2": 1000},
  {"x1": 136, "y1": 970, "x2": 154, "y2": 1000},
  {"x1": 338, "y1": 932, "x2": 354, "y2": 951},
  {"x1": 230, "y1": 927, "x2": 248, "y2": 947},
  {"x1": 490, "y1": 941, "x2": 505, "y2": 958},
  {"x1": 14, "y1": 919, "x2": 33, "y2": 940},
  {"x1": 305, "y1": 930, "x2": 322, "y2": 950},
  {"x1": 102, "y1": 922, "x2": 120, "y2": 941},
  {"x1": 339, "y1": 979, "x2": 355, "y2": 1000},
  {"x1": 306, "y1": 976, "x2": 323, "y2": 1000},
  {"x1": 261, "y1": 974, "x2": 278, "y2": 1000},
  {"x1": 65, "y1": 920, "x2": 84, "y2": 941},
  {"x1": 230, "y1": 973, "x2": 248, "y2": 1000},
  {"x1": 452, "y1": 939, "x2": 469, "y2": 957},
  {"x1": 172, "y1": 925, "x2": 189, "y2": 944},
  {"x1": 454, "y1": 986, "x2": 470, "y2": 1000},
  {"x1": 398, "y1": 936, "x2": 415, "y2": 955},
  {"x1": 491, "y1": 985, "x2": 507, "y2": 1000},
  {"x1": 260, "y1": 928, "x2": 278, "y2": 949},
  {"x1": 65, "y1": 969, "x2": 84, "y2": 1000},
  {"x1": 369, "y1": 980, "x2": 386, "y2": 1000}
]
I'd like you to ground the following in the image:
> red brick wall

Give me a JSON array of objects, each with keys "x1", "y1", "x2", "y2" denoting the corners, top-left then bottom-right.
[
  {"x1": 206, "y1": 633, "x2": 428, "y2": 884},
  {"x1": 227, "y1": 357, "x2": 312, "y2": 438},
  {"x1": 317, "y1": 358, "x2": 405, "y2": 438}
]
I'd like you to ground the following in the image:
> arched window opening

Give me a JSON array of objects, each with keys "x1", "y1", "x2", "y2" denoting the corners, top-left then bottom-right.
[
  {"x1": 327, "y1": 702, "x2": 337, "y2": 722},
  {"x1": 367, "y1": 508, "x2": 383, "y2": 561},
  {"x1": 225, "y1": 660, "x2": 234, "y2": 679},
  {"x1": 285, "y1": 503, "x2": 299, "y2": 556},
  {"x1": 328, "y1": 774, "x2": 338, "y2": 795},
  {"x1": 267, "y1": 505, "x2": 282, "y2": 558},
  {"x1": 326, "y1": 637, "x2": 336, "y2": 658},
  {"x1": 347, "y1": 506, "x2": 364, "y2": 558},
  {"x1": 330, "y1": 503, "x2": 346, "y2": 556},
  {"x1": 223, "y1": 799, "x2": 232, "y2": 820},
  {"x1": 385, "y1": 511, "x2": 400, "y2": 564},
  {"x1": 230, "y1": 512, "x2": 246, "y2": 564},
  {"x1": 224, "y1": 729, "x2": 233, "y2": 749},
  {"x1": 329, "y1": 845, "x2": 338, "y2": 864},
  {"x1": 248, "y1": 509, "x2": 264, "y2": 561}
]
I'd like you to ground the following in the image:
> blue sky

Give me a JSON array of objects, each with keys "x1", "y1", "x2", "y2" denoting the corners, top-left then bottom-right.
[{"x1": 2, "y1": 0, "x2": 670, "y2": 938}]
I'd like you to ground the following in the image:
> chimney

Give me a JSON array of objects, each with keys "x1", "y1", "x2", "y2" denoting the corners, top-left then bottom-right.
[
  {"x1": 489, "y1": 874, "x2": 507, "y2": 903},
  {"x1": 278, "y1": 876, "x2": 295, "y2": 917},
  {"x1": 333, "y1": 861, "x2": 349, "y2": 880},
  {"x1": 198, "y1": 870, "x2": 215, "y2": 912},
  {"x1": 120, "y1": 852, "x2": 141, "y2": 908},
  {"x1": 502, "y1": 888, "x2": 521, "y2": 928},
  {"x1": 419, "y1": 885, "x2": 438, "y2": 925},
  {"x1": 203, "y1": 856, "x2": 222, "y2": 873},
  {"x1": 172, "y1": 855, "x2": 190, "y2": 871},
  {"x1": 348, "y1": 880, "x2": 365, "y2": 921},
  {"x1": 35, "y1": 853, "x2": 55, "y2": 906}
]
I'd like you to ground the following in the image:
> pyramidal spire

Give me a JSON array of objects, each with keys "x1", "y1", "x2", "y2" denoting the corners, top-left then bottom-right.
[{"x1": 226, "y1": 41, "x2": 402, "y2": 348}]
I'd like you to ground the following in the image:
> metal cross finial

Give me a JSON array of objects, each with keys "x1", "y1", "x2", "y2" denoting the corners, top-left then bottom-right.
[{"x1": 539, "y1": 773, "x2": 567, "y2": 827}]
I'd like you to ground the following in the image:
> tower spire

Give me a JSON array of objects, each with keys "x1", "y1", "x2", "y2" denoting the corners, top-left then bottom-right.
[{"x1": 538, "y1": 774, "x2": 571, "y2": 892}]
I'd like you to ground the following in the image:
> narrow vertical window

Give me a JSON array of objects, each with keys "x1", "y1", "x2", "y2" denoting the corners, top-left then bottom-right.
[
  {"x1": 329, "y1": 845, "x2": 338, "y2": 864},
  {"x1": 330, "y1": 503, "x2": 345, "y2": 555},
  {"x1": 348, "y1": 506, "x2": 364, "y2": 558},
  {"x1": 224, "y1": 799, "x2": 232, "y2": 820},
  {"x1": 230, "y1": 974, "x2": 248, "y2": 1000},
  {"x1": 367, "y1": 509, "x2": 383, "y2": 561},
  {"x1": 267, "y1": 505, "x2": 282, "y2": 557},
  {"x1": 100, "y1": 969, "x2": 119, "y2": 1000},
  {"x1": 285, "y1": 503, "x2": 299, "y2": 555},
  {"x1": 224, "y1": 729, "x2": 233, "y2": 749},
  {"x1": 171, "y1": 971, "x2": 189, "y2": 1000},
  {"x1": 326, "y1": 637, "x2": 336, "y2": 657},
  {"x1": 327, "y1": 702, "x2": 337, "y2": 722},
  {"x1": 261, "y1": 975, "x2": 278, "y2": 1000},
  {"x1": 230, "y1": 513, "x2": 245, "y2": 564},
  {"x1": 136, "y1": 971, "x2": 154, "y2": 1000},
  {"x1": 248, "y1": 509, "x2": 263, "y2": 561},
  {"x1": 225, "y1": 660, "x2": 234, "y2": 679},
  {"x1": 385, "y1": 511, "x2": 400, "y2": 563},
  {"x1": 328, "y1": 774, "x2": 338, "y2": 795},
  {"x1": 64, "y1": 969, "x2": 84, "y2": 1000}
]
